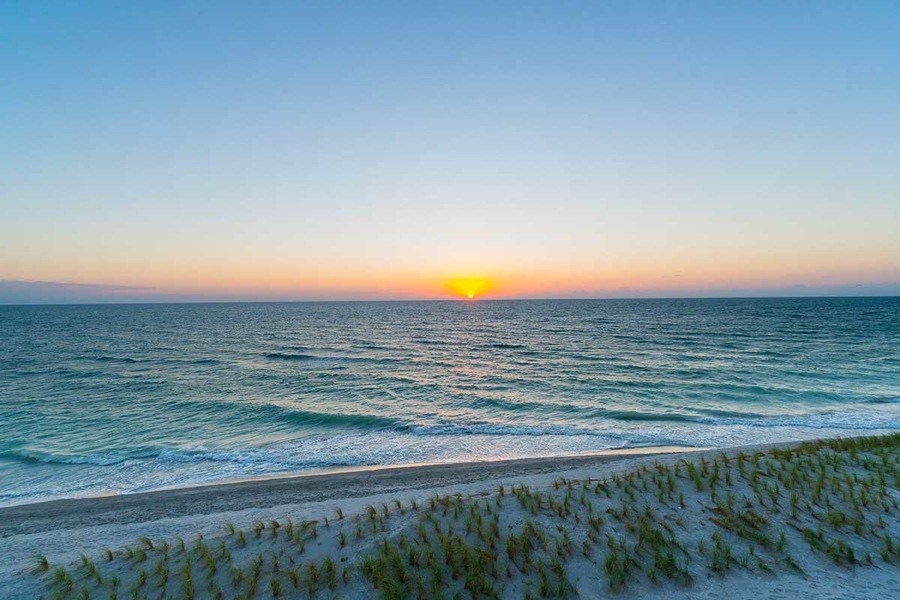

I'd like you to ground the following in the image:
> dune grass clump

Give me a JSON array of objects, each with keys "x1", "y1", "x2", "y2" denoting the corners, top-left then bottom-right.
[{"x1": 32, "y1": 554, "x2": 50, "y2": 574}]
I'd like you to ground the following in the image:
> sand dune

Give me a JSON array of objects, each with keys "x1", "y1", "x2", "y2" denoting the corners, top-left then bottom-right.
[{"x1": 3, "y1": 437, "x2": 898, "y2": 599}]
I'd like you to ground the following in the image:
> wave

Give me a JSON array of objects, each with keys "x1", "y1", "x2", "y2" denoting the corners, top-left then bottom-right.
[
  {"x1": 864, "y1": 396, "x2": 900, "y2": 404},
  {"x1": 91, "y1": 356, "x2": 220, "y2": 366},
  {"x1": 729, "y1": 409, "x2": 900, "y2": 431},
  {"x1": 603, "y1": 410, "x2": 704, "y2": 423},
  {"x1": 265, "y1": 352, "x2": 317, "y2": 361},
  {"x1": 0, "y1": 447, "x2": 162, "y2": 466},
  {"x1": 693, "y1": 407, "x2": 767, "y2": 419},
  {"x1": 3, "y1": 407, "x2": 896, "y2": 474},
  {"x1": 155, "y1": 397, "x2": 404, "y2": 431},
  {"x1": 154, "y1": 447, "x2": 354, "y2": 468},
  {"x1": 264, "y1": 352, "x2": 401, "y2": 364},
  {"x1": 267, "y1": 407, "x2": 402, "y2": 430},
  {"x1": 414, "y1": 406, "x2": 900, "y2": 437},
  {"x1": 419, "y1": 408, "x2": 741, "y2": 429},
  {"x1": 412, "y1": 422, "x2": 626, "y2": 438},
  {"x1": 95, "y1": 355, "x2": 141, "y2": 363},
  {"x1": 354, "y1": 342, "x2": 394, "y2": 351},
  {"x1": 0, "y1": 446, "x2": 358, "y2": 469},
  {"x1": 606, "y1": 406, "x2": 899, "y2": 431},
  {"x1": 464, "y1": 396, "x2": 706, "y2": 423},
  {"x1": 258, "y1": 397, "x2": 899, "y2": 436},
  {"x1": 481, "y1": 343, "x2": 528, "y2": 350}
]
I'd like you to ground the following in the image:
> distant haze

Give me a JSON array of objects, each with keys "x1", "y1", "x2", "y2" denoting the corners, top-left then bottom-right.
[
  {"x1": 2, "y1": 2, "x2": 898, "y2": 303},
  {"x1": 1, "y1": 280, "x2": 898, "y2": 305}
]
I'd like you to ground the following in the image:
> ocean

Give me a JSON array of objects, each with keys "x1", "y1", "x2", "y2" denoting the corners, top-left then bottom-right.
[{"x1": 1, "y1": 297, "x2": 897, "y2": 506}]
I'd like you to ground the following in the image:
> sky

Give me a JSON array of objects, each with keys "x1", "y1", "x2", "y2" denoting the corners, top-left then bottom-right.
[{"x1": 1, "y1": 1, "x2": 898, "y2": 303}]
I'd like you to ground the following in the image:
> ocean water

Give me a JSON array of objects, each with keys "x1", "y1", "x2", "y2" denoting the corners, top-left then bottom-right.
[{"x1": 1, "y1": 298, "x2": 898, "y2": 506}]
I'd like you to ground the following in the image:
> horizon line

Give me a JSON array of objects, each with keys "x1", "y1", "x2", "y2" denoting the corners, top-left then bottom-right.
[{"x1": 2, "y1": 293, "x2": 898, "y2": 308}]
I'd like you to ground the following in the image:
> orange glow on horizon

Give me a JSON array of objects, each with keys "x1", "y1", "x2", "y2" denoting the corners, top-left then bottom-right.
[
  {"x1": 14, "y1": 253, "x2": 898, "y2": 301},
  {"x1": 447, "y1": 276, "x2": 493, "y2": 300}
]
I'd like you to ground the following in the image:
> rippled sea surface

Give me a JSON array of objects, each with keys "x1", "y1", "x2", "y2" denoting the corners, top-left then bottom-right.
[{"x1": 1, "y1": 298, "x2": 898, "y2": 505}]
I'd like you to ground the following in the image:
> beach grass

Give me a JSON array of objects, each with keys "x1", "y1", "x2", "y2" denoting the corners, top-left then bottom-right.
[{"x1": 34, "y1": 433, "x2": 900, "y2": 599}]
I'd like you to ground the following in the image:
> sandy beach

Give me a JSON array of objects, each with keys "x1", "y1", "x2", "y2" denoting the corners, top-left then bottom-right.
[{"x1": 4, "y1": 436, "x2": 899, "y2": 599}]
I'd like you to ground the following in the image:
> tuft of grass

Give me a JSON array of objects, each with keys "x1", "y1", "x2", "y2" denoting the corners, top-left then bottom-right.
[
  {"x1": 270, "y1": 577, "x2": 282, "y2": 597},
  {"x1": 32, "y1": 554, "x2": 49, "y2": 573}
]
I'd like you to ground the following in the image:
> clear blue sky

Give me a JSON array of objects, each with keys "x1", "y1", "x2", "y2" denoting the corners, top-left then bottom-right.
[{"x1": 1, "y1": 1, "x2": 898, "y2": 302}]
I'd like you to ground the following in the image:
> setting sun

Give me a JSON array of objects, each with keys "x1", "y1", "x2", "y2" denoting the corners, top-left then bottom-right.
[{"x1": 447, "y1": 277, "x2": 493, "y2": 300}]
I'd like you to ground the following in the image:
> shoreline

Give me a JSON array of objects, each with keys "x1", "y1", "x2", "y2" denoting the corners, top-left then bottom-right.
[{"x1": 0, "y1": 444, "x2": 701, "y2": 537}]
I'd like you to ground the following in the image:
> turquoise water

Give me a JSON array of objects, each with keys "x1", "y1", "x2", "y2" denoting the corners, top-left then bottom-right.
[{"x1": 1, "y1": 298, "x2": 898, "y2": 505}]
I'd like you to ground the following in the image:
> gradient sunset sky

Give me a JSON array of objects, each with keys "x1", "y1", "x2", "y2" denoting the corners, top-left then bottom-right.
[{"x1": 2, "y1": 2, "x2": 898, "y2": 303}]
